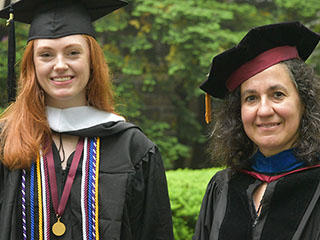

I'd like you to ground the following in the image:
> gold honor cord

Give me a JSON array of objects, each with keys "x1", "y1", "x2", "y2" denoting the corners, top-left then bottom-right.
[{"x1": 36, "y1": 155, "x2": 44, "y2": 240}]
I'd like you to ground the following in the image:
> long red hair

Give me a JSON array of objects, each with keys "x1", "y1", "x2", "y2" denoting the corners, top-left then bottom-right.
[{"x1": 0, "y1": 35, "x2": 116, "y2": 169}]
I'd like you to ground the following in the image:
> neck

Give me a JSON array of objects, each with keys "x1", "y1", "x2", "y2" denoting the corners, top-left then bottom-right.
[
  {"x1": 45, "y1": 94, "x2": 88, "y2": 109},
  {"x1": 52, "y1": 133, "x2": 79, "y2": 170}
]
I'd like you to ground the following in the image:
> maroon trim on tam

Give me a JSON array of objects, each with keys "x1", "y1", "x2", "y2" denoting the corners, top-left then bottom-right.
[{"x1": 226, "y1": 46, "x2": 300, "y2": 92}]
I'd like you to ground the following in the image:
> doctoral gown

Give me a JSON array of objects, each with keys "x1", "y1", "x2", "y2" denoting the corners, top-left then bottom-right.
[
  {"x1": 0, "y1": 106, "x2": 174, "y2": 240},
  {"x1": 193, "y1": 165, "x2": 320, "y2": 240}
]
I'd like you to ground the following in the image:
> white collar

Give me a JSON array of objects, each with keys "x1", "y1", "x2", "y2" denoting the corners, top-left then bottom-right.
[{"x1": 46, "y1": 106, "x2": 125, "y2": 133}]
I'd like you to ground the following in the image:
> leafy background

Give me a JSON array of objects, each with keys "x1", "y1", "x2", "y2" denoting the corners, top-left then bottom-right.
[{"x1": 0, "y1": 1, "x2": 320, "y2": 239}]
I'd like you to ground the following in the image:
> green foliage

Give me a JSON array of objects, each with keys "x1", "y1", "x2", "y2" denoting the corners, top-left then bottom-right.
[
  {"x1": 142, "y1": 120, "x2": 190, "y2": 169},
  {"x1": 115, "y1": 79, "x2": 142, "y2": 119},
  {"x1": 275, "y1": 0, "x2": 320, "y2": 18},
  {"x1": 166, "y1": 168, "x2": 223, "y2": 240}
]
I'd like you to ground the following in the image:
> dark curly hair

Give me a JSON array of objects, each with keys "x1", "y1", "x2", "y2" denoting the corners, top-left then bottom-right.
[{"x1": 208, "y1": 59, "x2": 320, "y2": 170}]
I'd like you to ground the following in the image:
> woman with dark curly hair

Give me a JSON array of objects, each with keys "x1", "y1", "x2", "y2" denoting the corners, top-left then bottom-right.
[{"x1": 193, "y1": 22, "x2": 320, "y2": 240}]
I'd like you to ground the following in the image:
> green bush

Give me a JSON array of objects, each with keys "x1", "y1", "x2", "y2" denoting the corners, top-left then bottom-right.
[{"x1": 166, "y1": 168, "x2": 223, "y2": 240}]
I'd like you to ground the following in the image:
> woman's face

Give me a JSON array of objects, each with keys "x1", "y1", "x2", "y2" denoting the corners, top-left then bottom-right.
[
  {"x1": 240, "y1": 63, "x2": 304, "y2": 157},
  {"x1": 33, "y1": 35, "x2": 90, "y2": 108}
]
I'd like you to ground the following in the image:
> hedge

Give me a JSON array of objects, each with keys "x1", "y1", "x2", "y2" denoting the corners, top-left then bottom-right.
[{"x1": 166, "y1": 168, "x2": 223, "y2": 240}]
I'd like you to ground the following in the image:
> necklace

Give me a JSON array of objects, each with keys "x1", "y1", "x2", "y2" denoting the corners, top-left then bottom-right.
[
  {"x1": 58, "y1": 133, "x2": 66, "y2": 163},
  {"x1": 46, "y1": 137, "x2": 84, "y2": 236}
]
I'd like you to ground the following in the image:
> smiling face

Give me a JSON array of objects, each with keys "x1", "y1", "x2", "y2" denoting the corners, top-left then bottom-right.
[
  {"x1": 240, "y1": 63, "x2": 304, "y2": 157},
  {"x1": 33, "y1": 35, "x2": 90, "y2": 108}
]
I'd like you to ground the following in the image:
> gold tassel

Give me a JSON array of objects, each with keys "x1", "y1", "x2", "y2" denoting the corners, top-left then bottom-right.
[{"x1": 205, "y1": 93, "x2": 211, "y2": 124}]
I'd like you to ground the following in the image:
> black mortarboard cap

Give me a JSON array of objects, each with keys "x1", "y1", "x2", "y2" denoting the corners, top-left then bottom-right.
[
  {"x1": 201, "y1": 21, "x2": 320, "y2": 99},
  {"x1": 0, "y1": 0, "x2": 128, "y2": 40},
  {"x1": 0, "y1": 0, "x2": 128, "y2": 102}
]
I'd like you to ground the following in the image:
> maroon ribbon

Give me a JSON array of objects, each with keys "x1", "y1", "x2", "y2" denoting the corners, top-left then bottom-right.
[
  {"x1": 241, "y1": 164, "x2": 320, "y2": 183},
  {"x1": 46, "y1": 137, "x2": 84, "y2": 217}
]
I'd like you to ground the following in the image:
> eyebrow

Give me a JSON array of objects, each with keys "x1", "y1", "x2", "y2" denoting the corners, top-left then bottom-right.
[
  {"x1": 241, "y1": 84, "x2": 287, "y2": 96},
  {"x1": 269, "y1": 84, "x2": 287, "y2": 91},
  {"x1": 241, "y1": 89, "x2": 256, "y2": 95},
  {"x1": 35, "y1": 43, "x2": 83, "y2": 51}
]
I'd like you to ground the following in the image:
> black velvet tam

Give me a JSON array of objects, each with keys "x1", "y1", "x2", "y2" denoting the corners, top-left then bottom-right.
[
  {"x1": 201, "y1": 21, "x2": 320, "y2": 99},
  {"x1": 0, "y1": 0, "x2": 128, "y2": 40}
]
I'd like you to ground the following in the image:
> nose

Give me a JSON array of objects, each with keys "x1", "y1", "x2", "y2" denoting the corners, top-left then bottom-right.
[
  {"x1": 257, "y1": 98, "x2": 274, "y2": 117},
  {"x1": 53, "y1": 55, "x2": 68, "y2": 71}
]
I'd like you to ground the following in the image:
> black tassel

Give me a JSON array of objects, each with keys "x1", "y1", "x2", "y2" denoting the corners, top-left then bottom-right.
[{"x1": 6, "y1": 6, "x2": 16, "y2": 102}]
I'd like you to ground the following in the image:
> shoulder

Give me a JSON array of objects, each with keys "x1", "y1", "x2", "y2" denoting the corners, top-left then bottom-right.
[
  {"x1": 115, "y1": 122, "x2": 153, "y2": 144},
  {"x1": 200, "y1": 168, "x2": 235, "y2": 207},
  {"x1": 208, "y1": 168, "x2": 234, "y2": 189},
  {"x1": 198, "y1": 168, "x2": 234, "y2": 207},
  {"x1": 98, "y1": 121, "x2": 157, "y2": 168},
  {"x1": 101, "y1": 121, "x2": 154, "y2": 151}
]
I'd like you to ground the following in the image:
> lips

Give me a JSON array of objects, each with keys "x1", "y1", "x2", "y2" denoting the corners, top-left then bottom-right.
[
  {"x1": 257, "y1": 122, "x2": 280, "y2": 128},
  {"x1": 51, "y1": 76, "x2": 73, "y2": 82}
]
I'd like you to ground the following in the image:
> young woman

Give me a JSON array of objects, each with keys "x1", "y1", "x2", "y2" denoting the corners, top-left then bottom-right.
[
  {"x1": 0, "y1": 1, "x2": 174, "y2": 239},
  {"x1": 193, "y1": 21, "x2": 320, "y2": 240}
]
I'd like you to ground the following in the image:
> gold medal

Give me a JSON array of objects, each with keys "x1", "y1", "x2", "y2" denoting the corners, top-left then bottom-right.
[{"x1": 52, "y1": 216, "x2": 66, "y2": 236}]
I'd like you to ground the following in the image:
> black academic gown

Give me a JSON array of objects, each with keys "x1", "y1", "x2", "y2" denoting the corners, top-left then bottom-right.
[
  {"x1": 0, "y1": 121, "x2": 174, "y2": 240},
  {"x1": 193, "y1": 167, "x2": 320, "y2": 240}
]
